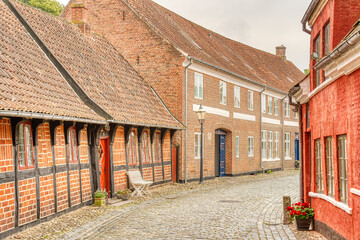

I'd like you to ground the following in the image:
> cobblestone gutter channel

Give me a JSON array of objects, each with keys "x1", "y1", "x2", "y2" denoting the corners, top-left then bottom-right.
[{"x1": 6, "y1": 171, "x2": 326, "y2": 240}]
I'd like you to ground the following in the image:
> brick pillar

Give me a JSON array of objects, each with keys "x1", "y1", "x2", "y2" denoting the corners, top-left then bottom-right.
[{"x1": 70, "y1": 4, "x2": 90, "y2": 33}]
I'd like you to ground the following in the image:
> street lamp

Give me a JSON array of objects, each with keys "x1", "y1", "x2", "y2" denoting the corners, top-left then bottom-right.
[{"x1": 196, "y1": 105, "x2": 206, "y2": 184}]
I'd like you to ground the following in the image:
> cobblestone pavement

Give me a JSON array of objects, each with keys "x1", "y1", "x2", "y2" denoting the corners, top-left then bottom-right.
[{"x1": 58, "y1": 171, "x2": 317, "y2": 240}]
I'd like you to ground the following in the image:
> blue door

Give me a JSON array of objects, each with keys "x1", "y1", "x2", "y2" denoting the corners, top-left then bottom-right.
[{"x1": 219, "y1": 135, "x2": 226, "y2": 177}]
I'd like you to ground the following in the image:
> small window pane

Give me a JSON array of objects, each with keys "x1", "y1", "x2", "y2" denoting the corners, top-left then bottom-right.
[
  {"x1": 268, "y1": 97, "x2": 273, "y2": 114},
  {"x1": 19, "y1": 124, "x2": 25, "y2": 167},
  {"x1": 236, "y1": 136, "x2": 239, "y2": 158},
  {"x1": 234, "y1": 86, "x2": 240, "y2": 108},
  {"x1": 25, "y1": 125, "x2": 33, "y2": 166},
  {"x1": 274, "y1": 99, "x2": 279, "y2": 116},
  {"x1": 315, "y1": 139, "x2": 323, "y2": 193},
  {"x1": 220, "y1": 81, "x2": 227, "y2": 105},
  {"x1": 248, "y1": 91, "x2": 254, "y2": 110}
]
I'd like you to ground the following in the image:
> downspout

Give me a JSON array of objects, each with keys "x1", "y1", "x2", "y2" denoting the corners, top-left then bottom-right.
[
  {"x1": 184, "y1": 58, "x2": 193, "y2": 183},
  {"x1": 260, "y1": 87, "x2": 266, "y2": 173},
  {"x1": 281, "y1": 95, "x2": 287, "y2": 171}
]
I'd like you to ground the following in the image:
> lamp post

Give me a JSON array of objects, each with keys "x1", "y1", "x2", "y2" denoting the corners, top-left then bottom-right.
[{"x1": 196, "y1": 105, "x2": 206, "y2": 184}]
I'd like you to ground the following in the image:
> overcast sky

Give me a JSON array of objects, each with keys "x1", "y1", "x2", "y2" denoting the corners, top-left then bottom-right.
[{"x1": 58, "y1": 0, "x2": 311, "y2": 71}]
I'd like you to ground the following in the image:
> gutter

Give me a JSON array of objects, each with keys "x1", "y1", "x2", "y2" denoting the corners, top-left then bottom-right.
[
  {"x1": 184, "y1": 58, "x2": 193, "y2": 183},
  {"x1": 314, "y1": 29, "x2": 360, "y2": 69},
  {"x1": 260, "y1": 87, "x2": 266, "y2": 173},
  {"x1": 301, "y1": 0, "x2": 319, "y2": 34}
]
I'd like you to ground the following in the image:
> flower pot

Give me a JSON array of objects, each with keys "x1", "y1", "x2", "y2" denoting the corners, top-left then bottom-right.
[
  {"x1": 295, "y1": 217, "x2": 312, "y2": 231},
  {"x1": 116, "y1": 193, "x2": 130, "y2": 201},
  {"x1": 94, "y1": 197, "x2": 106, "y2": 206}
]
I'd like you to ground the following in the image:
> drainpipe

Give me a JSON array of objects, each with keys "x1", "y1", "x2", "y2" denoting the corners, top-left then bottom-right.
[
  {"x1": 281, "y1": 95, "x2": 287, "y2": 171},
  {"x1": 184, "y1": 58, "x2": 193, "y2": 183},
  {"x1": 260, "y1": 87, "x2": 266, "y2": 173}
]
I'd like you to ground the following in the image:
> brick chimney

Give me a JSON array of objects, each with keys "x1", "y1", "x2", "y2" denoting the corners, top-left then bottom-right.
[
  {"x1": 70, "y1": 4, "x2": 90, "y2": 34},
  {"x1": 276, "y1": 45, "x2": 286, "y2": 61}
]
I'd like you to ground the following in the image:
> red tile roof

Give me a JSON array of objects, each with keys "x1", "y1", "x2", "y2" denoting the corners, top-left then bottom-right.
[
  {"x1": 123, "y1": 0, "x2": 304, "y2": 92},
  {"x1": 0, "y1": 0, "x2": 103, "y2": 122},
  {"x1": 3, "y1": 0, "x2": 182, "y2": 128}
]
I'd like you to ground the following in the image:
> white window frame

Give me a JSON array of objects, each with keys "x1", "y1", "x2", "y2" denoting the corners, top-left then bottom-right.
[
  {"x1": 261, "y1": 130, "x2": 267, "y2": 159},
  {"x1": 285, "y1": 132, "x2": 291, "y2": 158},
  {"x1": 268, "y1": 96, "x2": 273, "y2": 115},
  {"x1": 236, "y1": 136, "x2": 240, "y2": 158},
  {"x1": 248, "y1": 136, "x2": 254, "y2": 157},
  {"x1": 261, "y1": 94, "x2": 266, "y2": 113},
  {"x1": 285, "y1": 98, "x2": 290, "y2": 118},
  {"x1": 275, "y1": 132, "x2": 279, "y2": 158},
  {"x1": 234, "y1": 86, "x2": 240, "y2": 108},
  {"x1": 268, "y1": 131, "x2": 273, "y2": 159},
  {"x1": 194, "y1": 72, "x2": 203, "y2": 100},
  {"x1": 274, "y1": 98, "x2": 279, "y2": 116},
  {"x1": 194, "y1": 133, "x2": 201, "y2": 159},
  {"x1": 295, "y1": 111, "x2": 299, "y2": 119},
  {"x1": 220, "y1": 80, "x2": 227, "y2": 105},
  {"x1": 248, "y1": 90, "x2": 254, "y2": 111}
]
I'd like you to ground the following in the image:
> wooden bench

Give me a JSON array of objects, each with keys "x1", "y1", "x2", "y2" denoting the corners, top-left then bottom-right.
[{"x1": 127, "y1": 170, "x2": 153, "y2": 197}]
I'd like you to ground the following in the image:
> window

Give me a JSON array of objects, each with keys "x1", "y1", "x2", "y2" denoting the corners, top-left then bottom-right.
[
  {"x1": 18, "y1": 122, "x2": 34, "y2": 169},
  {"x1": 154, "y1": 132, "x2": 162, "y2": 163},
  {"x1": 220, "y1": 81, "x2": 227, "y2": 104},
  {"x1": 295, "y1": 111, "x2": 299, "y2": 119},
  {"x1": 284, "y1": 99, "x2": 290, "y2": 118},
  {"x1": 315, "y1": 139, "x2": 323, "y2": 193},
  {"x1": 338, "y1": 135, "x2": 347, "y2": 203},
  {"x1": 261, "y1": 131, "x2": 267, "y2": 159},
  {"x1": 306, "y1": 103, "x2": 310, "y2": 129},
  {"x1": 274, "y1": 98, "x2": 279, "y2": 116},
  {"x1": 236, "y1": 136, "x2": 239, "y2": 158},
  {"x1": 68, "y1": 127, "x2": 78, "y2": 163},
  {"x1": 234, "y1": 86, "x2": 240, "y2": 108},
  {"x1": 248, "y1": 136, "x2": 254, "y2": 157},
  {"x1": 314, "y1": 35, "x2": 321, "y2": 88},
  {"x1": 194, "y1": 72, "x2": 203, "y2": 99},
  {"x1": 325, "y1": 137, "x2": 334, "y2": 197},
  {"x1": 275, "y1": 132, "x2": 279, "y2": 158},
  {"x1": 285, "y1": 132, "x2": 291, "y2": 158},
  {"x1": 268, "y1": 131, "x2": 273, "y2": 159},
  {"x1": 127, "y1": 130, "x2": 137, "y2": 165},
  {"x1": 324, "y1": 22, "x2": 330, "y2": 55},
  {"x1": 248, "y1": 90, "x2": 254, "y2": 110},
  {"x1": 268, "y1": 96, "x2": 273, "y2": 115},
  {"x1": 194, "y1": 133, "x2": 201, "y2": 159},
  {"x1": 141, "y1": 131, "x2": 151, "y2": 164},
  {"x1": 261, "y1": 94, "x2": 266, "y2": 113}
]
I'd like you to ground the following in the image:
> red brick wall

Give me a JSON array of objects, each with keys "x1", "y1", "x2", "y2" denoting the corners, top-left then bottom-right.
[
  {"x1": 114, "y1": 170, "x2": 127, "y2": 192},
  {"x1": 79, "y1": 129, "x2": 89, "y2": 164},
  {"x1": 163, "y1": 131, "x2": 171, "y2": 181},
  {"x1": 39, "y1": 175, "x2": 55, "y2": 218},
  {"x1": 142, "y1": 167, "x2": 153, "y2": 182},
  {"x1": 0, "y1": 182, "x2": 15, "y2": 233},
  {"x1": 56, "y1": 172, "x2": 69, "y2": 212},
  {"x1": 18, "y1": 178, "x2": 37, "y2": 226},
  {"x1": 69, "y1": 170, "x2": 81, "y2": 206},
  {"x1": 113, "y1": 127, "x2": 127, "y2": 191},
  {"x1": 154, "y1": 166, "x2": 163, "y2": 182},
  {"x1": 54, "y1": 125, "x2": 66, "y2": 165},
  {"x1": 81, "y1": 169, "x2": 92, "y2": 202},
  {"x1": 0, "y1": 118, "x2": 13, "y2": 173}
]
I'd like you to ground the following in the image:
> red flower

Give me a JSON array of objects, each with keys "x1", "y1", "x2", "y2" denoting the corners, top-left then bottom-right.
[
  {"x1": 303, "y1": 212, "x2": 307, "y2": 216},
  {"x1": 287, "y1": 206, "x2": 293, "y2": 211},
  {"x1": 297, "y1": 211, "x2": 301, "y2": 216}
]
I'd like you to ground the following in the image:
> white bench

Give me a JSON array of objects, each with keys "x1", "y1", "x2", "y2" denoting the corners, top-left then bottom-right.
[{"x1": 127, "y1": 170, "x2": 153, "y2": 197}]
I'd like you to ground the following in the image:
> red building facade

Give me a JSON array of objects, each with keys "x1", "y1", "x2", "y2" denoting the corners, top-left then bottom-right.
[{"x1": 291, "y1": 0, "x2": 360, "y2": 239}]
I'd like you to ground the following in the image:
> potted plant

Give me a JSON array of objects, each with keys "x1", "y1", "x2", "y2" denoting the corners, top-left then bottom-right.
[
  {"x1": 94, "y1": 190, "x2": 107, "y2": 206},
  {"x1": 116, "y1": 189, "x2": 131, "y2": 201},
  {"x1": 287, "y1": 202, "x2": 314, "y2": 231}
]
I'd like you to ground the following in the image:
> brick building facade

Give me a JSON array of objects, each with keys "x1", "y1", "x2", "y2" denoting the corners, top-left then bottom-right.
[
  {"x1": 62, "y1": 0, "x2": 304, "y2": 182},
  {"x1": 0, "y1": 0, "x2": 182, "y2": 237},
  {"x1": 291, "y1": 0, "x2": 360, "y2": 239}
]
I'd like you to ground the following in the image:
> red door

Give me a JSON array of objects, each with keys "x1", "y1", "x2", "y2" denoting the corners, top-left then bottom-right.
[
  {"x1": 99, "y1": 138, "x2": 110, "y2": 196},
  {"x1": 172, "y1": 147, "x2": 177, "y2": 182}
]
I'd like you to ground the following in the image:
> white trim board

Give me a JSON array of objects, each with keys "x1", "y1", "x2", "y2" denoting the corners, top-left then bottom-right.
[
  {"x1": 309, "y1": 192, "x2": 352, "y2": 214},
  {"x1": 193, "y1": 104, "x2": 229, "y2": 118},
  {"x1": 233, "y1": 112, "x2": 256, "y2": 122},
  {"x1": 262, "y1": 117, "x2": 280, "y2": 125},
  {"x1": 350, "y1": 188, "x2": 360, "y2": 197},
  {"x1": 284, "y1": 121, "x2": 299, "y2": 127}
]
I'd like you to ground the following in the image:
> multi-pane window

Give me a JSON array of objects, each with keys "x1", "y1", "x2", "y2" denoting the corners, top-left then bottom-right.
[
  {"x1": 314, "y1": 35, "x2": 321, "y2": 88},
  {"x1": 274, "y1": 98, "x2": 279, "y2": 116},
  {"x1": 220, "y1": 81, "x2": 227, "y2": 105},
  {"x1": 68, "y1": 127, "x2": 78, "y2": 163},
  {"x1": 194, "y1": 133, "x2": 201, "y2": 159},
  {"x1": 18, "y1": 122, "x2": 34, "y2": 169},
  {"x1": 284, "y1": 99, "x2": 290, "y2": 118},
  {"x1": 194, "y1": 72, "x2": 203, "y2": 99},
  {"x1": 234, "y1": 86, "x2": 240, "y2": 108},
  {"x1": 285, "y1": 132, "x2": 291, "y2": 158},
  {"x1": 236, "y1": 136, "x2": 240, "y2": 158},
  {"x1": 248, "y1": 136, "x2": 254, "y2": 157},
  {"x1": 261, "y1": 131, "x2": 267, "y2": 159},
  {"x1": 127, "y1": 130, "x2": 138, "y2": 165},
  {"x1": 315, "y1": 139, "x2": 323, "y2": 193},
  {"x1": 141, "y1": 131, "x2": 151, "y2": 164},
  {"x1": 268, "y1": 131, "x2": 273, "y2": 159},
  {"x1": 268, "y1": 96, "x2": 273, "y2": 115},
  {"x1": 154, "y1": 132, "x2": 162, "y2": 163},
  {"x1": 324, "y1": 22, "x2": 330, "y2": 55},
  {"x1": 338, "y1": 135, "x2": 347, "y2": 203},
  {"x1": 248, "y1": 90, "x2": 254, "y2": 110},
  {"x1": 261, "y1": 94, "x2": 266, "y2": 113},
  {"x1": 274, "y1": 132, "x2": 279, "y2": 158},
  {"x1": 325, "y1": 137, "x2": 334, "y2": 197}
]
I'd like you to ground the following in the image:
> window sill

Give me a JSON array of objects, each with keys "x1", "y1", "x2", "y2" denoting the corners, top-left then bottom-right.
[
  {"x1": 248, "y1": 108, "x2": 254, "y2": 111},
  {"x1": 350, "y1": 188, "x2": 360, "y2": 197},
  {"x1": 195, "y1": 97, "x2": 203, "y2": 100},
  {"x1": 262, "y1": 158, "x2": 279, "y2": 162},
  {"x1": 309, "y1": 192, "x2": 352, "y2": 214},
  {"x1": 248, "y1": 154, "x2": 254, "y2": 157},
  {"x1": 285, "y1": 157, "x2": 292, "y2": 160}
]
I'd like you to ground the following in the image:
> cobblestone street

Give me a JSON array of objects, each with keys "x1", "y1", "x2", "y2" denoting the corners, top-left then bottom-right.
[{"x1": 6, "y1": 171, "x2": 326, "y2": 240}]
